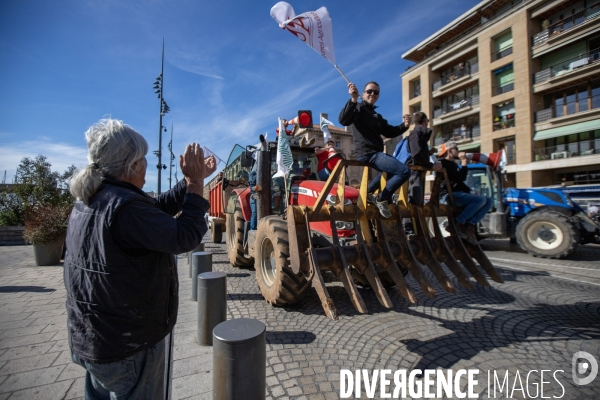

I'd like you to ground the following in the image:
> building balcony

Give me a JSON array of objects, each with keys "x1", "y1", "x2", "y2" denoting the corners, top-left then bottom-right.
[
  {"x1": 433, "y1": 125, "x2": 480, "y2": 147},
  {"x1": 493, "y1": 115, "x2": 515, "y2": 131},
  {"x1": 533, "y1": 48, "x2": 600, "y2": 92},
  {"x1": 409, "y1": 89, "x2": 421, "y2": 100},
  {"x1": 535, "y1": 94, "x2": 600, "y2": 123},
  {"x1": 433, "y1": 95, "x2": 480, "y2": 120},
  {"x1": 491, "y1": 46, "x2": 513, "y2": 62},
  {"x1": 532, "y1": 5, "x2": 600, "y2": 53},
  {"x1": 492, "y1": 81, "x2": 514, "y2": 96},
  {"x1": 533, "y1": 141, "x2": 600, "y2": 162},
  {"x1": 431, "y1": 63, "x2": 478, "y2": 94}
]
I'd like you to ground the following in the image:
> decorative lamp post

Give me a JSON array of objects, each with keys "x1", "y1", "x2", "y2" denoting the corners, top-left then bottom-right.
[{"x1": 153, "y1": 39, "x2": 170, "y2": 195}]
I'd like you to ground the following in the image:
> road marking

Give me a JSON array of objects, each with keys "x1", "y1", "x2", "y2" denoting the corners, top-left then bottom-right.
[
  {"x1": 492, "y1": 262, "x2": 600, "y2": 287},
  {"x1": 488, "y1": 257, "x2": 600, "y2": 271}
]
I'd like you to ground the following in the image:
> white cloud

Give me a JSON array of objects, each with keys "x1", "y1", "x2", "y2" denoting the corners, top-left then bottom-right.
[{"x1": 0, "y1": 140, "x2": 89, "y2": 183}]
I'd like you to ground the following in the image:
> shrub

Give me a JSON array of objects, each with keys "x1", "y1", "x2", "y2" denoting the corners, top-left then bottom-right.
[{"x1": 23, "y1": 203, "x2": 72, "y2": 244}]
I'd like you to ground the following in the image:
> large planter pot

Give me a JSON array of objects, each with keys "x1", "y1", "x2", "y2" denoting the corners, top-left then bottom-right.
[{"x1": 33, "y1": 237, "x2": 65, "y2": 266}]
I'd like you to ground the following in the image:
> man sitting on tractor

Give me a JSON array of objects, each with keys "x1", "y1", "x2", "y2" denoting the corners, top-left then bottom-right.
[{"x1": 438, "y1": 141, "x2": 493, "y2": 245}]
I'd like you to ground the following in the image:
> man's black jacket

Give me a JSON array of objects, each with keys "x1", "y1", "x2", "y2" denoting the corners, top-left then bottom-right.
[
  {"x1": 339, "y1": 99, "x2": 408, "y2": 158},
  {"x1": 440, "y1": 159, "x2": 471, "y2": 196}
]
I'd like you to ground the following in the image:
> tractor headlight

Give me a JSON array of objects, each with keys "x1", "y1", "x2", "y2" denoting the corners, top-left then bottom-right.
[
  {"x1": 335, "y1": 221, "x2": 354, "y2": 230},
  {"x1": 326, "y1": 194, "x2": 353, "y2": 206}
]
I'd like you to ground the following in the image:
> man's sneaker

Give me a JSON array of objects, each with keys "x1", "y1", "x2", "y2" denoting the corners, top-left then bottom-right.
[
  {"x1": 404, "y1": 221, "x2": 415, "y2": 235},
  {"x1": 366, "y1": 192, "x2": 376, "y2": 204},
  {"x1": 375, "y1": 198, "x2": 392, "y2": 218}
]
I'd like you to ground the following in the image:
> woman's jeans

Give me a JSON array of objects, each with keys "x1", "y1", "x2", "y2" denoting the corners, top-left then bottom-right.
[
  {"x1": 442, "y1": 192, "x2": 493, "y2": 225},
  {"x1": 358, "y1": 152, "x2": 410, "y2": 202},
  {"x1": 71, "y1": 338, "x2": 166, "y2": 400}
]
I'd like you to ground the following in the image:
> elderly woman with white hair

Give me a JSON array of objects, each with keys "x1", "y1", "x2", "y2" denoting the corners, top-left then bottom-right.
[{"x1": 64, "y1": 118, "x2": 214, "y2": 399}]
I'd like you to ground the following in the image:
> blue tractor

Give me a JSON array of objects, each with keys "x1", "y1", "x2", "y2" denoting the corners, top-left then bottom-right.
[
  {"x1": 453, "y1": 163, "x2": 600, "y2": 258},
  {"x1": 466, "y1": 164, "x2": 600, "y2": 258}
]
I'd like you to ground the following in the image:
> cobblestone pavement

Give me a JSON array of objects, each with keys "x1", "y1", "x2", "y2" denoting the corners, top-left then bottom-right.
[{"x1": 0, "y1": 238, "x2": 598, "y2": 400}]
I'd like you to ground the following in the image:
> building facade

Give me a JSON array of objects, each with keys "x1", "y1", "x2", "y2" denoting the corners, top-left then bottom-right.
[{"x1": 401, "y1": 0, "x2": 600, "y2": 188}]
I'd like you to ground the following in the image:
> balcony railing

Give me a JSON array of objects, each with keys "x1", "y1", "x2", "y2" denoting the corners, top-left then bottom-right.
[
  {"x1": 432, "y1": 63, "x2": 479, "y2": 92},
  {"x1": 534, "y1": 47, "x2": 600, "y2": 84},
  {"x1": 434, "y1": 125, "x2": 481, "y2": 146},
  {"x1": 532, "y1": 5, "x2": 600, "y2": 47},
  {"x1": 433, "y1": 95, "x2": 480, "y2": 119},
  {"x1": 492, "y1": 46, "x2": 513, "y2": 61},
  {"x1": 533, "y1": 140, "x2": 600, "y2": 161},
  {"x1": 493, "y1": 80, "x2": 514, "y2": 96},
  {"x1": 493, "y1": 115, "x2": 516, "y2": 131},
  {"x1": 535, "y1": 93, "x2": 600, "y2": 123},
  {"x1": 410, "y1": 89, "x2": 421, "y2": 99}
]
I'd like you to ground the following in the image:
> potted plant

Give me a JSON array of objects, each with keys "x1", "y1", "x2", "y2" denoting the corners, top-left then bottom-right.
[
  {"x1": 23, "y1": 203, "x2": 72, "y2": 266},
  {"x1": 11, "y1": 155, "x2": 76, "y2": 265}
]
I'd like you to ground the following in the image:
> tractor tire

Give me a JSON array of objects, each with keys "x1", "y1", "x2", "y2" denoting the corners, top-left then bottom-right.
[
  {"x1": 211, "y1": 222, "x2": 223, "y2": 244},
  {"x1": 515, "y1": 210, "x2": 579, "y2": 259},
  {"x1": 255, "y1": 216, "x2": 310, "y2": 306},
  {"x1": 226, "y1": 205, "x2": 253, "y2": 268}
]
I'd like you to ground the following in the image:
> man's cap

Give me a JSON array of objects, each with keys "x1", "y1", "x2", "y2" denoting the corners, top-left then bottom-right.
[{"x1": 438, "y1": 141, "x2": 457, "y2": 157}]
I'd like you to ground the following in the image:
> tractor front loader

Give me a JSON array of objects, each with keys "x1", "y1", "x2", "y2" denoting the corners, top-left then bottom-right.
[
  {"x1": 284, "y1": 160, "x2": 504, "y2": 320},
  {"x1": 222, "y1": 136, "x2": 503, "y2": 320}
]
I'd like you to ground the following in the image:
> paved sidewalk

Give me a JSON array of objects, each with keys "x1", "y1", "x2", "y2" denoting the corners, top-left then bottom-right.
[{"x1": 1, "y1": 237, "x2": 600, "y2": 399}]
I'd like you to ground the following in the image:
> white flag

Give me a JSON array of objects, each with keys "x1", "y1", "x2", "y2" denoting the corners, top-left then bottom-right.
[
  {"x1": 270, "y1": 2, "x2": 336, "y2": 65},
  {"x1": 273, "y1": 118, "x2": 294, "y2": 178},
  {"x1": 320, "y1": 116, "x2": 335, "y2": 143}
]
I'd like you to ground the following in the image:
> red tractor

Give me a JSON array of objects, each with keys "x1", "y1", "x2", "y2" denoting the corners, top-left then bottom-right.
[{"x1": 211, "y1": 114, "x2": 503, "y2": 320}]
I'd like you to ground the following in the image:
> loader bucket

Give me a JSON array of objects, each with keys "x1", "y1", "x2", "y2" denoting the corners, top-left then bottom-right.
[{"x1": 286, "y1": 160, "x2": 503, "y2": 320}]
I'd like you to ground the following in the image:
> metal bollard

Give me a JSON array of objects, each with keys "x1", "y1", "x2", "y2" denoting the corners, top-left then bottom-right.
[
  {"x1": 197, "y1": 271, "x2": 227, "y2": 346},
  {"x1": 188, "y1": 243, "x2": 205, "y2": 278},
  {"x1": 191, "y1": 251, "x2": 212, "y2": 301},
  {"x1": 213, "y1": 318, "x2": 266, "y2": 400}
]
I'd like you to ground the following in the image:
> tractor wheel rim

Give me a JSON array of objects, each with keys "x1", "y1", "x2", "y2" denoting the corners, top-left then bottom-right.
[
  {"x1": 260, "y1": 237, "x2": 276, "y2": 287},
  {"x1": 526, "y1": 221, "x2": 563, "y2": 250}
]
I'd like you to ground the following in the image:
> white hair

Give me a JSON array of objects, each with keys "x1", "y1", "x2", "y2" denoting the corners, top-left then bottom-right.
[{"x1": 69, "y1": 118, "x2": 148, "y2": 204}]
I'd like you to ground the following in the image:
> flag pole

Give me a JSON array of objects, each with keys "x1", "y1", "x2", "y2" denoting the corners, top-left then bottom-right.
[{"x1": 334, "y1": 65, "x2": 350, "y2": 84}]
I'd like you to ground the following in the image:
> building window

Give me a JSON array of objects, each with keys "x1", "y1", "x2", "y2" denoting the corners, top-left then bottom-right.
[
  {"x1": 432, "y1": 55, "x2": 479, "y2": 91},
  {"x1": 492, "y1": 63, "x2": 514, "y2": 96},
  {"x1": 435, "y1": 85, "x2": 480, "y2": 118},
  {"x1": 410, "y1": 103, "x2": 421, "y2": 115},
  {"x1": 493, "y1": 100, "x2": 516, "y2": 131},
  {"x1": 410, "y1": 79, "x2": 421, "y2": 99},
  {"x1": 335, "y1": 141, "x2": 341, "y2": 148},
  {"x1": 537, "y1": 80, "x2": 600, "y2": 122},
  {"x1": 534, "y1": 129, "x2": 600, "y2": 161},
  {"x1": 495, "y1": 137, "x2": 516, "y2": 165},
  {"x1": 492, "y1": 30, "x2": 513, "y2": 61},
  {"x1": 434, "y1": 114, "x2": 480, "y2": 145}
]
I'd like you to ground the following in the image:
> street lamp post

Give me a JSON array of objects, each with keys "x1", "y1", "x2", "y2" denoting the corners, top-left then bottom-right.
[
  {"x1": 153, "y1": 39, "x2": 170, "y2": 195},
  {"x1": 168, "y1": 122, "x2": 176, "y2": 190}
]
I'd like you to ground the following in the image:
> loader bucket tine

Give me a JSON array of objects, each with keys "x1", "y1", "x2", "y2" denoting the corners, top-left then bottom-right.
[
  {"x1": 328, "y1": 207, "x2": 368, "y2": 314},
  {"x1": 310, "y1": 247, "x2": 339, "y2": 320},
  {"x1": 373, "y1": 217, "x2": 417, "y2": 303},
  {"x1": 352, "y1": 209, "x2": 393, "y2": 308},
  {"x1": 426, "y1": 204, "x2": 475, "y2": 290},
  {"x1": 412, "y1": 205, "x2": 456, "y2": 294},
  {"x1": 462, "y1": 241, "x2": 504, "y2": 283},
  {"x1": 445, "y1": 237, "x2": 489, "y2": 286},
  {"x1": 391, "y1": 209, "x2": 437, "y2": 298}
]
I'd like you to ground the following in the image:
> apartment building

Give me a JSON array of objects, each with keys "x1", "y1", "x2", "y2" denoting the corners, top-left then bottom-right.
[{"x1": 401, "y1": 0, "x2": 600, "y2": 188}]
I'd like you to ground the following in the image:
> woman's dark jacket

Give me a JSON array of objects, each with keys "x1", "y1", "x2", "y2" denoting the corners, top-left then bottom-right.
[
  {"x1": 64, "y1": 178, "x2": 209, "y2": 363},
  {"x1": 439, "y1": 159, "x2": 471, "y2": 196},
  {"x1": 408, "y1": 125, "x2": 434, "y2": 168},
  {"x1": 339, "y1": 99, "x2": 408, "y2": 158}
]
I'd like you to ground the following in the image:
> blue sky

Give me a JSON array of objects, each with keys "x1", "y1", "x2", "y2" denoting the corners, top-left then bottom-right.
[{"x1": 0, "y1": 0, "x2": 480, "y2": 192}]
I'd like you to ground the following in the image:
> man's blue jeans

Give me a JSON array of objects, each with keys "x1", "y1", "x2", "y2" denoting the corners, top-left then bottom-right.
[
  {"x1": 250, "y1": 195, "x2": 257, "y2": 230},
  {"x1": 443, "y1": 192, "x2": 493, "y2": 225},
  {"x1": 71, "y1": 338, "x2": 166, "y2": 400},
  {"x1": 358, "y1": 152, "x2": 410, "y2": 202}
]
